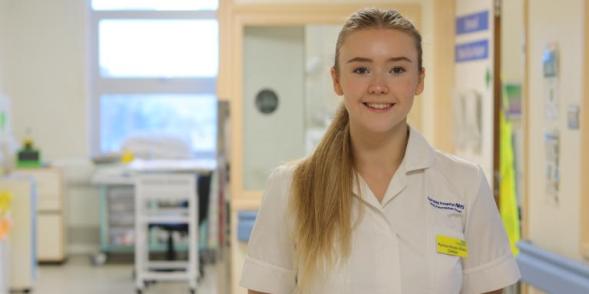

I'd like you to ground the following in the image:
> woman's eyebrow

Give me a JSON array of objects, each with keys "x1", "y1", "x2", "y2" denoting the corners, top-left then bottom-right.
[
  {"x1": 346, "y1": 56, "x2": 413, "y2": 63},
  {"x1": 388, "y1": 56, "x2": 412, "y2": 63},
  {"x1": 346, "y1": 57, "x2": 372, "y2": 63}
]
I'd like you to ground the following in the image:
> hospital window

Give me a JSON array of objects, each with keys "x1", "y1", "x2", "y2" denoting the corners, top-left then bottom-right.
[{"x1": 89, "y1": 0, "x2": 219, "y2": 158}]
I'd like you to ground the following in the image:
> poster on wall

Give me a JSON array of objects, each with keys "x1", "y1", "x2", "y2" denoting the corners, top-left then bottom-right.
[
  {"x1": 542, "y1": 43, "x2": 561, "y2": 205},
  {"x1": 544, "y1": 130, "x2": 560, "y2": 204},
  {"x1": 454, "y1": 0, "x2": 495, "y2": 183},
  {"x1": 454, "y1": 89, "x2": 483, "y2": 155},
  {"x1": 503, "y1": 84, "x2": 522, "y2": 119},
  {"x1": 543, "y1": 43, "x2": 559, "y2": 122}
]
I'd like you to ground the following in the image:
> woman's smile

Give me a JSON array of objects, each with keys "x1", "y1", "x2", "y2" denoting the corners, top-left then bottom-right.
[{"x1": 363, "y1": 102, "x2": 395, "y2": 112}]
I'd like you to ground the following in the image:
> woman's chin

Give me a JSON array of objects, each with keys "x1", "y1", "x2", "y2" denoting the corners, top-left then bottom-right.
[{"x1": 359, "y1": 121, "x2": 406, "y2": 135}]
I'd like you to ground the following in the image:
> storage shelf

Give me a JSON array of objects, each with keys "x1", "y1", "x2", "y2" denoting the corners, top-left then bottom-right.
[{"x1": 141, "y1": 215, "x2": 191, "y2": 224}]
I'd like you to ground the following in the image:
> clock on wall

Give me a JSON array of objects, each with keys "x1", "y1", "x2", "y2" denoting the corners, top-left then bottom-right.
[{"x1": 255, "y1": 88, "x2": 279, "y2": 114}]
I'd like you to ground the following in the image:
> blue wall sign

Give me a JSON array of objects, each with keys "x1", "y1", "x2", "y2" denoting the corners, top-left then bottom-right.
[
  {"x1": 456, "y1": 11, "x2": 489, "y2": 35},
  {"x1": 455, "y1": 39, "x2": 489, "y2": 63}
]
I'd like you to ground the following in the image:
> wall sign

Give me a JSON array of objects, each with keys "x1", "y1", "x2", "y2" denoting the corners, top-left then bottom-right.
[
  {"x1": 456, "y1": 39, "x2": 489, "y2": 63},
  {"x1": 456, "y1": 10, "x2": 489, "y2": 35}
]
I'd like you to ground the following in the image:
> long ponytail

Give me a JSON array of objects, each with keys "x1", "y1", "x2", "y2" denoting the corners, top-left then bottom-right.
[{"x1": 290, "y1": 105, "x2": 354, "y2": 290}]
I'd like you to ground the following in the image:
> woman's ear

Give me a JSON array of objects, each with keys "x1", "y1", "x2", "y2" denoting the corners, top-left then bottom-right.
[
  {"x1": 415, "y1": 67, "x2": 426, "y2": 95},
  {"x1": 331, "y1": 67, "x2": 344, "y2": 96}
]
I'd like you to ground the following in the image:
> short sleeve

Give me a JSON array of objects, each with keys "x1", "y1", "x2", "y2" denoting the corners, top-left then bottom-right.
[
  {"x1": 461, "y1": 166, "x2": 521, "y2": 294},
  {"x1": 239, "y1": 167, "x2": 297, "y2": 294}
]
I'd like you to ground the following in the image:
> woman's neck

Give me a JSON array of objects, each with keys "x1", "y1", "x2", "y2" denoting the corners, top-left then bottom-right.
[{"x1": 350, "y1": 122, "x2": 409, "y2": 175}]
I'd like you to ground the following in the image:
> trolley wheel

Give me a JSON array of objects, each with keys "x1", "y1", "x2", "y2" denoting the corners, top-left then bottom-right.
[
  {"x1": 190, "y1": 288, "x2": 196, "y2": 294},
  {"x1": 199, "y1": 265, "x2": 205, "y2": 279},
  {"x1": 145, "y1": 280, "x2": 157, "y2": 288},
  {"x1": 91, "y1": 252, "x2": 107, "y2": 266},
  {"x1": 136, "y1": 288, "x2": 143, "y2": 294}
]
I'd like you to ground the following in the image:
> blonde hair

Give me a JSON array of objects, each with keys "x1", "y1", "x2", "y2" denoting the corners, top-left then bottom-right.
[
  {"x1": 334, "y1": 8, "x2": 423, "y2": 73},
  {"x1": 289, "y1": 8, "x2": 422, "y2": 291}
]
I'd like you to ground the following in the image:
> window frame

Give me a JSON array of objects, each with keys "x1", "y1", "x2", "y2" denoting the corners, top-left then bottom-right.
[{"x1": 88, "y1": 6, "x2": 218, "y2": 156}]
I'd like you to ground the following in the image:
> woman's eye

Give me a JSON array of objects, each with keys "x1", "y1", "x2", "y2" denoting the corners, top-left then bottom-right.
[
  {"x1": 352, "y1": 67, "x2": 369, "y2": 74},
  {"x1": 390, "y1": 66, "x2": 406, "y2": 75}
]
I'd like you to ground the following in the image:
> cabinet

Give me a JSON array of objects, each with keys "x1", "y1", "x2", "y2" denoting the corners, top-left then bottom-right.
[
  {"x1": 15, "y1": 168, "x2": 66, "y2": 262},
  {"x1": 0, "y1": 175, "x2": 36, "y2": 292}
]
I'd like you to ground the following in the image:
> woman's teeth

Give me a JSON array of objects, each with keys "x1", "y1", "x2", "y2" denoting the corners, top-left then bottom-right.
[{"x1": 364, "y1": 103, "x2": 393, "y2": 110}]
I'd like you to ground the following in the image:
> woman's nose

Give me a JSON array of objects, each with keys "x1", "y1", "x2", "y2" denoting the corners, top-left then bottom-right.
[{"x1": 368, "y1": 75, "x2": 389, "y2": 95}]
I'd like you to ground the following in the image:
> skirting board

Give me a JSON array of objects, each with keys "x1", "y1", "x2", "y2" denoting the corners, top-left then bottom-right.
[{"x1": 517, "y1": 241, "x2": 589, "y2": 294}]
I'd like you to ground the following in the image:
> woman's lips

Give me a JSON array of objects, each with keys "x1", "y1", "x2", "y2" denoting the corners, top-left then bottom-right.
[{"x1": 363, "y1": 102, "x2": 395, "y2": 112}]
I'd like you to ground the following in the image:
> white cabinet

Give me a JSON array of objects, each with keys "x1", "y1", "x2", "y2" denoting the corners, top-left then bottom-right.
[
  {"x1": 0, "y1": 176, "x2": 36, "y2": 292},
  {"x1": 15, "y1": 168, "x2": 66, "y2": 262},
  {"x1": 37, "y1": 214, "x2": 64, "y2": 261}
]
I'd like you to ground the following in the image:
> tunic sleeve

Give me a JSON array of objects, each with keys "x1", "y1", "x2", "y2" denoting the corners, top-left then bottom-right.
[
  {"x1": 461, "y1": 166, "x2": 521, "y2": 294},
  {"x1": 240, "y1": 167, "x2": 297, "y2": 294}
]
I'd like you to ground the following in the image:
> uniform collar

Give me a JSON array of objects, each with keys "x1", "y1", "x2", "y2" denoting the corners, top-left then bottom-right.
[
  {"x1": 352, "y1": 126, "x2": 435, "y2": 207},
  {"x1": 404, "y1": 126, "x2": 435, "y2": 172}
]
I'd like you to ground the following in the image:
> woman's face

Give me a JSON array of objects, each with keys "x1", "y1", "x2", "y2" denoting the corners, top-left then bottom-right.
[{"x1": 331, "y1": 28, "x2": 424, "y2": 135}]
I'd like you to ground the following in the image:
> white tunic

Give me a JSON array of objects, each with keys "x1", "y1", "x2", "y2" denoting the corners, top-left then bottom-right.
[{"x1": 240, "y1": 128, "x2": 520, "y2": 294}]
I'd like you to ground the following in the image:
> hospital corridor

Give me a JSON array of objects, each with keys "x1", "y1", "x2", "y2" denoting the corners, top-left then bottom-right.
[{"x1": 0, "y1": 0, "x2": 588, "y2": 293}]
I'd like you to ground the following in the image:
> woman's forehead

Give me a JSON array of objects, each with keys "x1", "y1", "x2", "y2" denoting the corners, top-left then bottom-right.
[{"x1": 339, "y1": 29, "x2": 418, "y2": 61}]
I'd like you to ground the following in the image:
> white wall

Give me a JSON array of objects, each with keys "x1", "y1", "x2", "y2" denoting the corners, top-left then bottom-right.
[
  {"x1": 501, "y1": 0, "x2": 525, "y2": 85},
  {"x1": 0, "y1": 0, "x2": 89, "y2": 159},
  {"x1": 0, "y1": 0, "x2": 99, "y2": 252},
  {"x1": 0, "y1": 6, "x2": 5, "y2": 93},
  {"x1": 527, "y1": 0, "x2": 584, "y2": 261}
]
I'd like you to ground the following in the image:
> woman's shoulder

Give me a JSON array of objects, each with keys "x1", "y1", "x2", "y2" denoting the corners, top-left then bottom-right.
[
  {"x1": 269, "y1": 160, "x2": 301, "y2": 182},
  {"x1": 263, "y1": 160, "x2": 304, "y2": 198},
  {"x1": 429, "y1": 149, "x2": 485, "y2": 197},
  {"x1": 258, "y1": 161, "x2": 303, "y2": 214},
  {"x1": 407, "y1": 127, "x2": 481, "y2": 183},
  {"x1": 431, "y1": 150, "x2": 481, "y2": 176}
]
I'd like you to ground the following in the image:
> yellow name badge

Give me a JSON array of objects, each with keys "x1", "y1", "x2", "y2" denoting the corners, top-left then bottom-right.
[{"x1": 436, "y1": 235, "x2": 468, "y2": 257}]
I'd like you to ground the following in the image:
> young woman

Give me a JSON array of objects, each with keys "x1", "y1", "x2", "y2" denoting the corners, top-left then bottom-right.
[{"x1": 240, "y1": 8, "x2": 520, "y2": 294}]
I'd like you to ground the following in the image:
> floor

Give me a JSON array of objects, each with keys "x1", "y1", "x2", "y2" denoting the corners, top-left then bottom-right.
[{"x1": 32, "y1": 255, "x2": 228, "y2": 294}]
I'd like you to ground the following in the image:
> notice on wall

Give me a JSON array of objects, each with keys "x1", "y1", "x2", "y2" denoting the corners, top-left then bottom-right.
[
  {"x1": 454, "y1": 90, "x2": 483, "y2": 155},
  {"x1": 544, "y1": 130, "x2": 560, "y2": 204},
  {"x1": 543, "y1": 44, "x2": 559, "y2": 121},
  {"x1": 542, "y1": 43, "x2": 561, "y2": 205}
]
